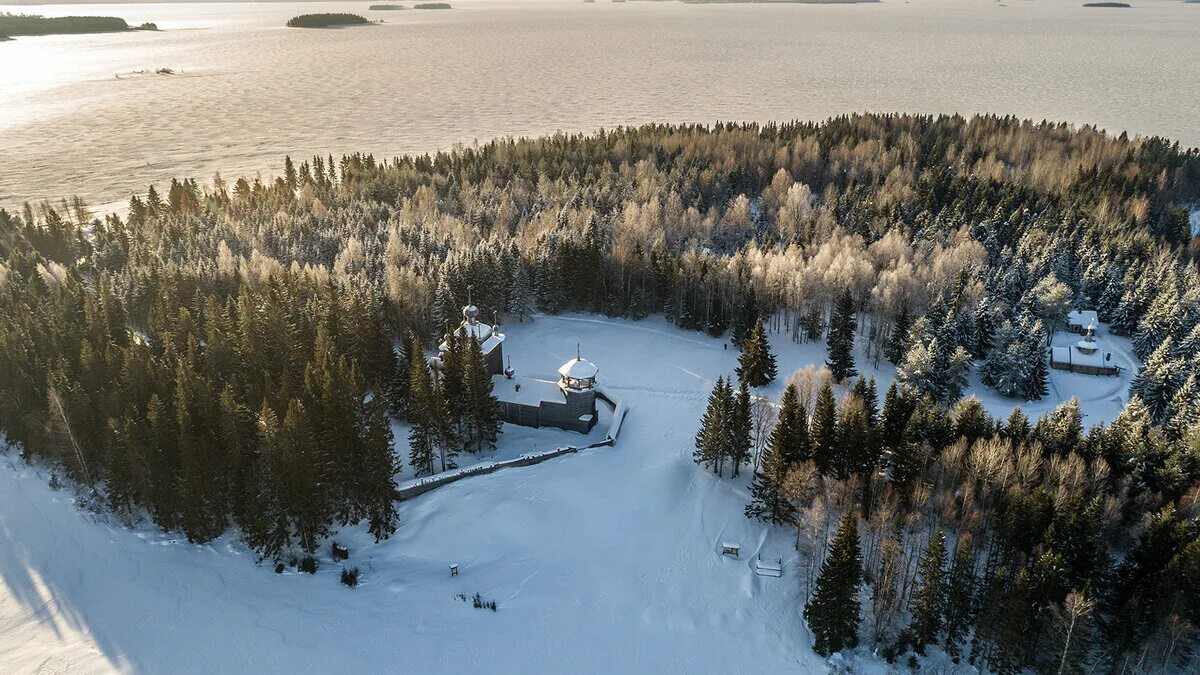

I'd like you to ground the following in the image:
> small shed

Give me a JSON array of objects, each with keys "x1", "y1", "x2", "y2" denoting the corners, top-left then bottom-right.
[
  {"x1": 721, "y1": 543, "x2": 740, "y2": 558},
  {"x1": 449, "y1": 563, "x2": 459, "y2": 577}
]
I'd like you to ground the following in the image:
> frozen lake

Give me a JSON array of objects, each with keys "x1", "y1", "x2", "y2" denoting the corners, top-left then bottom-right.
[{"x1": 1, "y1": 0, "x2": 1199, "y2": 211}]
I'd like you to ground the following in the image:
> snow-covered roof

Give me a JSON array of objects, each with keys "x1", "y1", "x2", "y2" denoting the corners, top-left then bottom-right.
[
  {"x1": 1051, "y1": 344, "x2": 1106, "y2": 368},
  {"x1": 558, "y1": 357, "x2": 598, "y2": 380},
  {"x1": 482, "y1": 333, "x2": 505, "y2": 355},
  {"x1": 1068, "y1": 310, "x2": 1098, "y2": 327},
  {"x1": 492, "y1": 374, "x2": 564, "y2": 407}
]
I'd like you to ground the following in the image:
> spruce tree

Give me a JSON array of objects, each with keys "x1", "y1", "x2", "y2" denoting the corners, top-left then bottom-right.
[
  {"x1": 745, "y1": 435, "x2": 794, "y2": 525},
  {"x1": 461, "y1": 335, "x2": 501, "y2": 453},
  {"x1": 249, "y1": 400, "x2": 292, "y2": 562},
  {"x1": 772, "y1": 382, "x2": 811, "y2": 466},
  {"x1": 1023, "y1": 318, "x2": 1050, "y2": 402},
  {"x1": 909, "y1": 529, "x2": 948, "y2": 653},
  {"x1": 508, "y1": 262, "x2": 535, "y2": 322},
  {"x1": 391, "y1": 330, "x2": 423, "y2": 421},
  {"x1": 826, "y1": 289, "x2": 857, "y2": 383},
  {"x1": 729, "y1": 378, "x2": 753, "y2": 477},
  {"x1": 879, "y1": 381, "x2": 911, "y2": 445},
  {"x1": 730, "y1": 283, "x2": 758, "y2": 347},
  {"x1": 1130, "y1": 338, "x2": 1182, "y2": 424},
  {"x1": 746, "y1": 384, "x2": 806, "y2": 523},
  {"x1": 835, "y1": 393, "x2": 871, "y2": 481},
  {"x1": 694, "y1": 376, "x2": 730, "y2": 475},
  {"x1": 439, "y1": 327, "x2": 466, "y2": 443},
  {"x1": 804, "y1": 511, "x2": 863, "y2": 656},
  {"x1": 942, "y1": 534, "x2": 976, "y2": 661},
  {"x1": 736, "y1": 318, "x2": 777, "y2": 387},
  {"x1": 407, "y1": 352, "x2": 438, "y2": 477},
  {"x1": 810, "y1": 381, "x2": 838, "y2": 477},
  {"x1": 360, "y1": 393, "x2": 400, "y2": 541},
  {"x1": 885, "y1": 302, "x2": 911, "y2": 366}
]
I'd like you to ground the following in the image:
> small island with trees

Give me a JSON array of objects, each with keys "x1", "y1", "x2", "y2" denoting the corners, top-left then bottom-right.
[
  {"x1": 368, "y1": 4, "x2": 407, "y2": 9},
  {"x1": 286, "y1": 13, "x2": 371, "y2": 29},
  {"x1": 1082, "y1": 1, "x2": 1131, "y2": 6},
  {"x1": 0, "y1": 13, "x2": 157, "y2": 40},
  {"x1": 414, "y1": 3, "x2": 453, "y2": 8}
]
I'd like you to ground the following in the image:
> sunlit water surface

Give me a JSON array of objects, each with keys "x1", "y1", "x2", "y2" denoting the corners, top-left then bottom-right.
[{"x1": 1, "y1": 0, "x2": 1198, "y2": 211}]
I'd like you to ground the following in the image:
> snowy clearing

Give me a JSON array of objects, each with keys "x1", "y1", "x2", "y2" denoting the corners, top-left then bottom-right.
[{"x1": 0, "y1": 315, "x2": 1132, "y2": 673}]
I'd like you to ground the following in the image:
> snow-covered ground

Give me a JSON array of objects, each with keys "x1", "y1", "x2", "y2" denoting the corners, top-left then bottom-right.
[{"x1": 0, "y1": 315, "x2": 1133, "y2": 673}]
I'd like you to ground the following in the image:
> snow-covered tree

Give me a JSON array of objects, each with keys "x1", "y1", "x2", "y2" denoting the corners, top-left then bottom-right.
[{"x1": 1130, "y1": 338, "x2": 1183, "y2": 424}]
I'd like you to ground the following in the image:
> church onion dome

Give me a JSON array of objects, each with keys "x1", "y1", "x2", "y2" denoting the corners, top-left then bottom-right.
[
  {"x1": 559, "y1": 357, "x2": 599, "y2": 381},
  {"x1": 462, "y1": 304, "x2": 480, "y2": 320}
]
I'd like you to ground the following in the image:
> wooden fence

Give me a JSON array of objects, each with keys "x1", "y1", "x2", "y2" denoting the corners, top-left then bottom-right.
[{"x1": 394, "y1": 440, "x2": 613, "y2": 501}]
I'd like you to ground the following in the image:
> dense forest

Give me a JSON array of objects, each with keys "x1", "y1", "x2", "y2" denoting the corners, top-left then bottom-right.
[
  {"x1": 0, "y1": 13, "x2": 156, "y2": 40},
  {"x1": 1, "y1": 114, "x2": 1198, "y2": 668}
]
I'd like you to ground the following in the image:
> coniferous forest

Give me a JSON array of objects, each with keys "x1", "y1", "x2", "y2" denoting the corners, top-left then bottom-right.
[{"x1": 1, "y1": 114, "x2": 1199, "y2": 669}]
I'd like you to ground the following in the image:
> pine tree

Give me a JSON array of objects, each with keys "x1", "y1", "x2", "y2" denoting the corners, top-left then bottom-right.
[
  {"x1": 736, "y1": 318, "x2": 777, "y2": 387},
  {"x1": 909, "y1": 529, "x2": 948, "y2": 652},
  {"x1": 804, "y1": 511, "x2": 863, "y2": 656},
  {"x1": 810, "y1": 382, "x2": 838, "y2": 477},
  {"x1": 826, "y1": 289, "x2": 857, "y2": 383}
]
